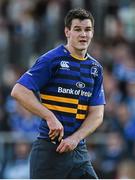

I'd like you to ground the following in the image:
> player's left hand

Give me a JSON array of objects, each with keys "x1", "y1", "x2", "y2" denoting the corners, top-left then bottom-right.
[{"x1": 56, "y1": 136, "x2": 79, "y2": 153}]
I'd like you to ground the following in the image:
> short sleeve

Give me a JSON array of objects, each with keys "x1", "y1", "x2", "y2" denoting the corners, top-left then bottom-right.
[
  {"x1": 17, "y1": 55, "x2": 52, "y2": 92},
  {"x1": 89, "y1": 65, "x2": 106, "y2": 106}
]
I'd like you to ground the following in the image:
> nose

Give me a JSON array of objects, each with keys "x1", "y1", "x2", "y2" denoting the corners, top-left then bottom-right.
[{"x1": 80, "y1": 31, "x2": 86, "y2": 37}]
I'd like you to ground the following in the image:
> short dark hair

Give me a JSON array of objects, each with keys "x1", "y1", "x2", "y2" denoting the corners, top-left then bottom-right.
[{"x1": 64, "y1": 8, "x2": 94, "y2": 29}]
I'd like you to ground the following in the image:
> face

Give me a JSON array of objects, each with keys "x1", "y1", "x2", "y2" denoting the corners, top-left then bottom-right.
[{"x1": 65, "y1": 19, "x2": 94, "y2": 52}]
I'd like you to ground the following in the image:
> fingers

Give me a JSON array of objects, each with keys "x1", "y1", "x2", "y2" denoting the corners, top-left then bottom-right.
[
  {"x1": 56, "y1": 137, "x2": 78, "y2": 153},
  {"x1": 56, "y1": 139, "x2": 72, "y2": 153},
  {"x1": 49, "y1": 128, "x2": 64, "y2": 141},
  {"x1": 47, "y1": 118, "x2": 64, "y2": 142},
  {"x1": 49, "y1": 129, "x2": 60, "y2": 137},
  {"x1": 58, "y1": 129, "x2": 64, "y2": 142},
  {"x1": 49, "y1": 130, "x2": 58, "y2": 139},
  {"x1": 56, "y1": 140, "x2": 67, "y2": 153}
]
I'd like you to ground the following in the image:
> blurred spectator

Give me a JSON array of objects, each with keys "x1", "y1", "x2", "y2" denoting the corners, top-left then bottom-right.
[
  {"x1": 100, "y1": 131, "x2": 127, "y2": 178},
  {"x1": 112, "y1": 43, "x2": 135, "y2": 83},
  {"x1": 5, "y1": 97, "x2": 40, "y2": 141},
  {"x1": 3, "y1": 142, "x2": 30, "y2": 179},
  {"x1": 116, "y1": 159, "x2": 135, "y2": 179},
  {"x1": 43, "y1": 0, "x2": 62, "y2": 50},
  {"x1": 0, "y1": 86, "x2": 10, "y2": 132},
  {"x1": 125, "y1": 82, "x2": 135, "y2": 119},
  {"x1": 118, "y1": 1, "x2": 135, "y2": 42},
  {"x1": 0, "y1": 108, "x2": 10, "y2": 132},
  {"x1": 2, "y1": 64, "x2": 20, "y2": 89},
  {"x1": 0, "y1": 16, "x2": 10, "y2": 81},
  {"x1": 6, "y1": 0, "x2": 36, "y2": 67},
  {"x1": 132, "y1": 142, "x2": 135, "y2": 158},
  {"x1": 71, "y1": 0, "x2": 85, "y2": 8}
]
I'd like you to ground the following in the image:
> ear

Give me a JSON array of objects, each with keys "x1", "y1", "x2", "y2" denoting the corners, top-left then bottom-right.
[
  {"x1": 91, "y1": 29, "x2": 94, "y2": 38},
  {"x1": 64, "y1": 27, "x2": 70, "y2": 38}
]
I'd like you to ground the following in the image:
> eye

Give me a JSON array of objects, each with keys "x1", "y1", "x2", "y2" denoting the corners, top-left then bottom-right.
[
  {"x1": 74, "y1": 28, "x2": 81, "y2": 32},
  {"x1": 85, "y1": 28, "x2": 92, "y2": 32}
]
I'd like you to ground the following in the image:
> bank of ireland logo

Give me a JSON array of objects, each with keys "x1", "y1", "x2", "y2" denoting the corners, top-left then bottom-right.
[
  {"x1": 60, "y1": 61, "x2": 70, "y2": 70},
  {"x1": 76, "y1": 82, "x2": 85, "y2": 89},
  {"x1": 91, "y1": 66, "x2": 98, "y2": 77}
]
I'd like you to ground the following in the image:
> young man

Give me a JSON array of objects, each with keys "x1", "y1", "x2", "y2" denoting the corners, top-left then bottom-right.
[{"x1": 11, "y1": 8, "x2": 105, "y2": 179}]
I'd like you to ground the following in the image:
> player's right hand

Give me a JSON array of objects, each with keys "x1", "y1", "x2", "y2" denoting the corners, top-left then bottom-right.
[{"x1": 47, "y1": 117, "x2": 64, "y2": 142}]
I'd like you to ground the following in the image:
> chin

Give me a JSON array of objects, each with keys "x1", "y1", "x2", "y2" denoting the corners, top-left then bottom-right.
[{"x1": 78, "y1": 46, "x2": 87, "y2": 51}]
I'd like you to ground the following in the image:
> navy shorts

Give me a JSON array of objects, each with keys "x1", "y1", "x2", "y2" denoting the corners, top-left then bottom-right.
[{"x1": 30, "y1": 139, "x2": 98, "y2": 179}]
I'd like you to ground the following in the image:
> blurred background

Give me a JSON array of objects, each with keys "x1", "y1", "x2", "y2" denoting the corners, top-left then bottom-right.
[{"x1": 0, "y1": 0, "x2": 135, "y2": 179}]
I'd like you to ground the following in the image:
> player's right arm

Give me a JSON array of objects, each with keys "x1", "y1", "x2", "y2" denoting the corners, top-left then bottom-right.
[{"x1": 11, "y1": 83, "x2": 64, "y2": 141}]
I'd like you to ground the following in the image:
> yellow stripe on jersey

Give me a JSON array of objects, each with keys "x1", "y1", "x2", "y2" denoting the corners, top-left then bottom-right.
[
  {"x1": 40, "y1": 94, "x2": 78, "y2": 104},
  {"x1": 76, "y1": 114, "x2": 86, "y2": 120},
  {"x1": 71, "y1": 54, "x2": 87, "y2": 60},
  {"x1": 43, "y1": 103, "x2": 77, "y2": 114},
  {"x1": 78, "y1": 104, "x2": 88, "y2": 110}
]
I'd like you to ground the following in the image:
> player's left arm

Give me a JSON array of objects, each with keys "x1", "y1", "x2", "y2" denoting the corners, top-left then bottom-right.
[
  {"x1": 56, "y1": 105, "x2": 104, "y2": 153},
  {"x1": 72, "y1": 105, "x2": 104, "y2": 141}
]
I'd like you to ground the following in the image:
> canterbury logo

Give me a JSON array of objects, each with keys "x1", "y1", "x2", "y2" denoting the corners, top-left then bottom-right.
[{"x1": 60, "y1": 61, "x2": 70, "y2": 69}]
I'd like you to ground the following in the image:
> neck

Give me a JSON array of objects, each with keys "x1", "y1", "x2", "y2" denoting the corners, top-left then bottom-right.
[{"x1": 65, "y1": 45, "x2": 87, "y2": 59}]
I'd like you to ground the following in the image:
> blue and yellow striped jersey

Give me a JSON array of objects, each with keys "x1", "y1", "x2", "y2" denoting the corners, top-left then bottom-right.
[{"x1": 17, "y1": 45, "x2": 105, "y2": 141}]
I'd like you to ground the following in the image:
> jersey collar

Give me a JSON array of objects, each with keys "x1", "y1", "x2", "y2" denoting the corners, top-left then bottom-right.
[{"x1": 62, "y1": 45, "x2": 88, "y2": 61}]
